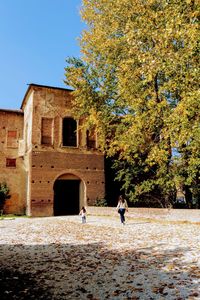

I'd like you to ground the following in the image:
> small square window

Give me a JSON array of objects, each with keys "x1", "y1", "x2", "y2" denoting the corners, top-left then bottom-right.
[
  {"x1": 8, "y1": 131, "x2": 17, "y2": 138},
  {"x1": 6, "y1": 158, "x2": 16, "y2": 168}
]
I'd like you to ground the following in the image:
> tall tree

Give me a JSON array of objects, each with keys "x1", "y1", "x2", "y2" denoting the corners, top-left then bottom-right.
[{"x1": 65, "y1": 0, "x2": 199, "y2": 206}]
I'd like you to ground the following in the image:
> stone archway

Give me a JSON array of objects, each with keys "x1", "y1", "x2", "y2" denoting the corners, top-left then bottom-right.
[{"x1": 53, "y1": 174, "x2": 85, "y2": 216}]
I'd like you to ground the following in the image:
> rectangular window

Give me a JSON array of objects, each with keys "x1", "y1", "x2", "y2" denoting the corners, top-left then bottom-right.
[
  {"x1": 8, "y1": 131, "x2": 17, "y2": 138},
  {"x1": 62, "y1": 118, "x2": 77, "y2": 147},
  {"x1": 7, "y1": 130, "x2": 18, "y2": 148},
  {"x1": 41, "y1": 118, "x2": 53, "y2": 145},
  {"x1": 6, "y1": 158, "x2": 16, "y2": 168},
  {"x1": 86, "y1": 128, "x2": 96, "y2": 149}
]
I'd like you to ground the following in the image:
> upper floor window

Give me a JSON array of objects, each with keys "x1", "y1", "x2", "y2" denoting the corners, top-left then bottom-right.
[
  {"x1": 41, "y1": 118, "x2": 53, "y2": 145},
  {"x1": 62, "y1": 118, "x2": 77, "y2": 147},
  {"x1": 86, "y1": 128, "x2": 96, "y2": 149},
  {"x1": 7, "y1": 130, "x2": 18, "y2": 148}
]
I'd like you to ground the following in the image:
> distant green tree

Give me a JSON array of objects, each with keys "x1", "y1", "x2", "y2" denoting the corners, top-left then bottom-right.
[
  {"x1": 0, "y1": 182, "x2": 10, "y2": 213},
  {"x1": 94, "y1": 197, "x2": 108, "y2": 207}
]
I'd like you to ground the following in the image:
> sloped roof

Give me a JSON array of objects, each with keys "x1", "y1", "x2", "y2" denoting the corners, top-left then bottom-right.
[
  {"x1": 20, "y1": 83, "x2": 73, "y2": 109},
  {"x1": 0, "y1": 108, "x2": 23, "y2": 114}
]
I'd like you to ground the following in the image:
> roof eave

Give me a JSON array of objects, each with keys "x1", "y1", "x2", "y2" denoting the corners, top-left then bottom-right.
[{"x1": 20, "y1": 83, "x2": 74, "y2": 110}]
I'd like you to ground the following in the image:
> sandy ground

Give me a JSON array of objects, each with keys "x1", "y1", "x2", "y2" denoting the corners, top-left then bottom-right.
[{"x1": 0, "y1": 215, "x2": 200, "y2": 300}]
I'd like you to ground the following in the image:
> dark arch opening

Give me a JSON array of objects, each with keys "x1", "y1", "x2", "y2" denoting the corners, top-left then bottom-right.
[{"x1": 53, "y1": 179, "x2": 80, "y2": 216}]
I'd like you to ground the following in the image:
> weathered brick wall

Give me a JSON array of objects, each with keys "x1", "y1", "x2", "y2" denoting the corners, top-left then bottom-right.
[
  {"x1": 26, "y1": 85, "x2": 105, "y2": 216},
  {"x1": 31, "y1": 87, "x2": 74, "y2": 148},
  {"x1": 0, "y1": 110, "x2": 26, "y2": 214},
  {"x1": 87, "y1": 207, "x2": 200, "y2": 223},
  {"x1": 30, "y1": 151, "x2": 105, "y2": 216},
  {"x1": 0, "y1": 85, "x2": 106, "y2": 216}
]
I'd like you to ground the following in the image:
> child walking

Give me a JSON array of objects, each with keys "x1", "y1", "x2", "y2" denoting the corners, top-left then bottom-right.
[{"x1": 79, "y1": 206, "x2": 86, "y2": 224}]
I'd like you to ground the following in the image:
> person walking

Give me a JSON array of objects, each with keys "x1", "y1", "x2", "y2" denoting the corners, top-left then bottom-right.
[
  {"x1": 79, "y1": 206, "x2": 87, "y2": 224},
  {"x1": 116, "y1": 195, "x2": 128, "y2": 225}
]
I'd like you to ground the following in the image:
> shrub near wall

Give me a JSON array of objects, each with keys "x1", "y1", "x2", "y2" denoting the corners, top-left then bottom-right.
[{"x1": 0, "y1": 182, "x2": 10, "y2": 213}]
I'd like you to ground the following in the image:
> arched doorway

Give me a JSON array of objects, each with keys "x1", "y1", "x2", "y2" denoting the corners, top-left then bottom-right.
[{"x1": 53, "y1": 174, "x2": 83, "y2": 216}]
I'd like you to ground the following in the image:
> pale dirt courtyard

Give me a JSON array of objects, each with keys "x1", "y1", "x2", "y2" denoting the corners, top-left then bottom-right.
[{"x1": 0, "y1": 215, "x2": 200, "y2": 300}]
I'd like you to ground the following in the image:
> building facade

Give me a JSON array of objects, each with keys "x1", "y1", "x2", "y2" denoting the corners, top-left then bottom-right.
[{"x1": 0, "y1": 84, "x2": 105, "y2": 217}]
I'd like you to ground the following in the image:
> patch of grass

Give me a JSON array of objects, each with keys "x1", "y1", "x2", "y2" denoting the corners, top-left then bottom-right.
[
  {"x1": 0, "y1": 214, "x2": 27, "y2": 220},
  {"x1": 88, "y1": 213, "x2": 200, "y2": 226},
  {"x1": 130, "y1": 217, "x2": 200, "y2": 226}
]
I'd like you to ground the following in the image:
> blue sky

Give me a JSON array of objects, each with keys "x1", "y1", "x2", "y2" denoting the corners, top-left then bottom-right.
[{"x1": 0, "y1": 0, "x2": 84, "y2": 109}]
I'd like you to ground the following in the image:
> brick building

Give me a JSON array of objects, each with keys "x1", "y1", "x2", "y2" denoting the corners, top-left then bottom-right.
[{"x1": 0, "y1": 84, "x2": 105, "y2": 216}]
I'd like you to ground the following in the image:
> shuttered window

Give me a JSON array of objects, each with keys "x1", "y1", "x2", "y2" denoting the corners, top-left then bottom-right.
[
  {"x1": 41, "y1": 118, "x2": 53, "y2": 145},
  {"x1": 7, "y1": 130, "x2": 18, "y2": 148}
]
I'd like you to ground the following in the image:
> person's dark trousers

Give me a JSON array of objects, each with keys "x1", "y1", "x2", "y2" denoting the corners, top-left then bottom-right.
[
  {"x1": 119, "y1": 208, "x2": 125, "y2": 223},
  {"x1": 82, "y1": 216, "x2": 86, "y2": 223}
]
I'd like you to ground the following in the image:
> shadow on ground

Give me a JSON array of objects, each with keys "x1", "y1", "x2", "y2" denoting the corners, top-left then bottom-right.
[
  {"x1": 0, "y1": 268, "x2": 52, "y2": 300},
  {"x1": 0, "y1": 243, "x2": 199, "y2": 299}
]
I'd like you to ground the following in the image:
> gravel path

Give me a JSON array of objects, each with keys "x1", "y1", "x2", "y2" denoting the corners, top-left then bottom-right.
[{"x1": 0, "y1": 215, "x2": 200, "y2": 299}]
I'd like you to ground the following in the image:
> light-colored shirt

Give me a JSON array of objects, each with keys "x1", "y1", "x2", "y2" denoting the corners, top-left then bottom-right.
[
  {"x1": 117, "y1": 200, "x2": 128, "y2": 209},
  {"x1": 79, "y1": 210, "x2": 86, "y2": 217}
]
